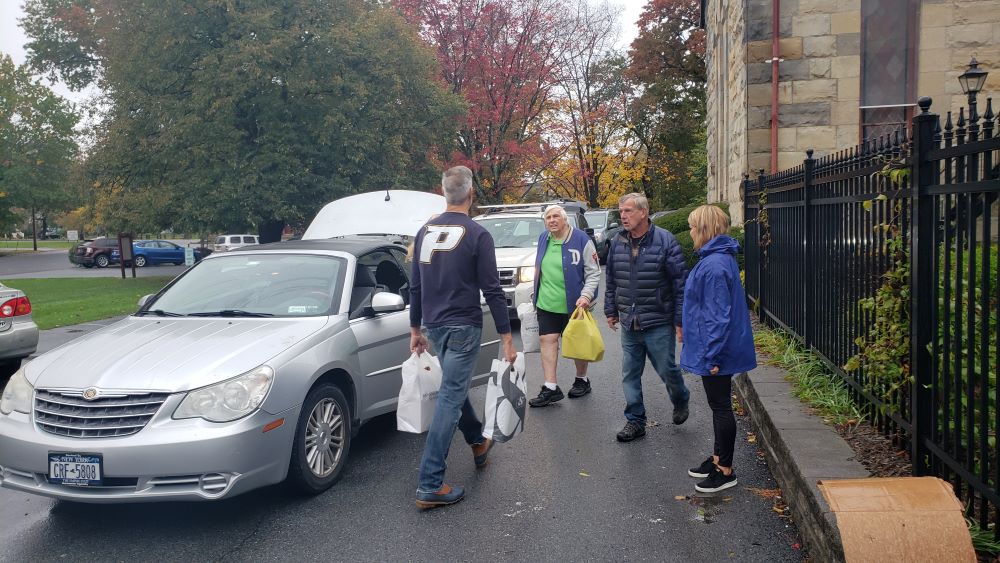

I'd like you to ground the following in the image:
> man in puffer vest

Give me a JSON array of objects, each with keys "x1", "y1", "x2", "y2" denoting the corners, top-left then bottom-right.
[{"x1": 604, "y1": 192, "x2": 690, "y2": 442}]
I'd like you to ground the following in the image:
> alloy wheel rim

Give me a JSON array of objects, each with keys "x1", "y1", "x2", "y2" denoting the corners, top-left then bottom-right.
[{"x1": 304, "y1": 398, "x2": 344, "y2": 478}]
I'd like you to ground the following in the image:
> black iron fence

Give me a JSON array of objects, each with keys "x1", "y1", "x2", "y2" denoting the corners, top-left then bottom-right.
[{"x1": 744, "y1": 96, "x2": 1000, "y2": 528}]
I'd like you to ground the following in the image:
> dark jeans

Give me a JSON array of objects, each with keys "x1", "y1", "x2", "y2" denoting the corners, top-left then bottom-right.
[
  {"x1": 701, "y1": 374, "x2": 736, "y2": 468},
  {"x1": 417, "y1": 325, "x2": 486, "y2": 492},
  {"x1": 620, "y1": 324, "x2": 689, "y2": 425}
]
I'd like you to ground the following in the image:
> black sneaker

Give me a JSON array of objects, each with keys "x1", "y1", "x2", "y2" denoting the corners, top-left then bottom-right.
[
  {"x1": 695, "y1": 467, "x2": 737, "y2": 493},
  {"x1": 528, "y1": 385, "x2": 564, "y2": 407},
  {"x1": 672, "y1": 403, "x2": 689, "y2": 425},
  {"x1": 616, "y1": 421, "x2": 646, "y2": 442},
  {"x1": 567, "y1": 378, "x2": 591, "y2": 398},
  {"x1": 688, "y1": 456, "x2": 715, "y2": 478}
]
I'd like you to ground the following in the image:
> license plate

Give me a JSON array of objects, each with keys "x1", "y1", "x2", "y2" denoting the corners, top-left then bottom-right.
[{"x1": 48, "y1": 453, "x2": 103, "y2": 486}]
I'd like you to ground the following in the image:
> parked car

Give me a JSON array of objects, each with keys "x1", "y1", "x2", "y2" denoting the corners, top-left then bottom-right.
[
  {"x1": 0, "y1": 190, "x2": 501, "y2": 503},
  {"x1": 213, "y1": 234, "x2": 259, "y2": 252},
  {"x1": 650, "y1": 209, "x2": 679, "y2": 221},
  {"x1": 0, "y1": 283, "x2": 38, "y2": 369},
  {"x1": 111, "y1": 240, "x2": 205, "y2": 267},
  {"x1": 584, "y1": 208, "x2": 623, "y2": 264},
  {"x1": 473, "y1": 200, "x2": 593, "y2": 318},
  {"x1": 69, "y1": 237, "x2": 120, "y2": 268}
]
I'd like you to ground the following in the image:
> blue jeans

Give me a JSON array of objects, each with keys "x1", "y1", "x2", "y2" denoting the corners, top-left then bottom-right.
[
  {"x1": 417, "y1": 325, "x2": 485, "y2": 492},
  {"x1": 621, "y1": 324, "x2": 689, "y2": 425}
]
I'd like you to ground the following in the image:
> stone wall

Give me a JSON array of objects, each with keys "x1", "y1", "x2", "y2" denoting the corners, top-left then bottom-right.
[
  {"x1": 705, "y1": 0, "x2": 748, "y2": 224},
  {"x1": 917, "y1": 0, "x2": 1000, "y2": 120},
  {"x1": 744, "y1": 0, "x2": 861, "y2": 175}
]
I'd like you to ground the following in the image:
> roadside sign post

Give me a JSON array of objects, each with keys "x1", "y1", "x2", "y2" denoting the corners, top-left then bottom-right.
[
  {"x1": 117, "y1": 233, "x2": 135, "y2": 279},
  {"x1": 67, "y1": 230, "x2": 79, "y2": 241},
  {"x1": 184, "y1": 247, "x2": 194, "y2": 267}
]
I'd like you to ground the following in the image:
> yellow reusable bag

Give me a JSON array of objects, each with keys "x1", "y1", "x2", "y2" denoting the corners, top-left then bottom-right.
[{"x1": 561, "y1": 306, "x2": 605, "y2": 362}]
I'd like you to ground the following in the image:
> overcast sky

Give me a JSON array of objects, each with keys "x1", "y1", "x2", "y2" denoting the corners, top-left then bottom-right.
[{"x1": 0, "y1": 0, "x2": 645, "y2": 104}]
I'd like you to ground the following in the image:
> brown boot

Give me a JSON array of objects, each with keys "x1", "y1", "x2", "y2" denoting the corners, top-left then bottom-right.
[{"x1": 471, "y1": 438, "x2": 494, "y2": 468}]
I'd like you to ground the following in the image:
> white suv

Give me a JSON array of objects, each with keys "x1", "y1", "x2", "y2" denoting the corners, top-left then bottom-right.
[
  {"x1": 213, "y1": 234, "x2": 259, "y2": 252},
  {"x1": 473, "y1": 202, "x2": 592, "y2": 318}
]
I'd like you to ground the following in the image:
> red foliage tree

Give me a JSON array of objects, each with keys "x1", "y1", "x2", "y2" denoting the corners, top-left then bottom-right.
[{"x1": 396, "y1": 0, "x2": 569, "y2": 202}]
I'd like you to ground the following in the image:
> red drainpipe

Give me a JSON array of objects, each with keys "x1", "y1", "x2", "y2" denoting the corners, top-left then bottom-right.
[{"x1": 770, "y1": 0, "x2": 780, "y2": 172}]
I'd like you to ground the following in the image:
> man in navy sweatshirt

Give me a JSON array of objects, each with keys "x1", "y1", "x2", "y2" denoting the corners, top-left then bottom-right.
[{"x1": 410, "y1": 165, "x2": 517, "y2": 509}]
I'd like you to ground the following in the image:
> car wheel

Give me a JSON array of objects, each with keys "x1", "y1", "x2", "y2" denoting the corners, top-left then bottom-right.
[
  {"x1": 134, "y1": 255, "x2": 147, "y2": 267},
  {"x1": 95, "y1": 254, "x2": 110, "y2": 268},
  {"x1": 287, "y1": 383, "x2": 352, "y2": 495}
]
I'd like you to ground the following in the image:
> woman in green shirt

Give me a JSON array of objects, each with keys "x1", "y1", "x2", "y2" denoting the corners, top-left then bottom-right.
[{"x1": 528, "y1": 205, "x2": 601, "y2": 407}]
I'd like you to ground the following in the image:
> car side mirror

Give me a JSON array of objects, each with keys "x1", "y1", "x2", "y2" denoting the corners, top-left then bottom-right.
[
  {"x1": 369, "y1": 292, "x2": 405, "y2": 314},
  {"x1": 137, "y1": 294, "x2": 155, "y2": 308},
  {"x1": 584, "y1": 228, "x2": 595, "y2": 236},
  {"x1": 609, "y1": 222, "x2": 619, "y2": 229}
]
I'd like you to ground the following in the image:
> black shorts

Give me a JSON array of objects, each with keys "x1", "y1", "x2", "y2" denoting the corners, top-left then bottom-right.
[{"x1": 536, "y1": 307, "x2": 571, "y2": 335}]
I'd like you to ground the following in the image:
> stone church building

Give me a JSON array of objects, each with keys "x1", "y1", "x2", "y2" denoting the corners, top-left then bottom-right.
[{"x1": 704, "y1": 0, "x2": 1000, "y2": 223}]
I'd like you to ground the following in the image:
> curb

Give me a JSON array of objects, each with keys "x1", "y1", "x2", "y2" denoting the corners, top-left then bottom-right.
[{"x1": 734, "y1": 365, "x2": 869, "y2": 563}]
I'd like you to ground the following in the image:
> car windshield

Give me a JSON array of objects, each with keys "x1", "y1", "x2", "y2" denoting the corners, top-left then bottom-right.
[
  {"x1": 215, "y1": 237, "x2": 226, "y2": 244},
  {"x1": 475, "y1": 217, "x2": 545, "y2": 248},
  {"x1": 585, "y1": 211, "x2": 607, "y2": 226},
  {"x1": 148, "y1": 254, "x2": 346, "y2": 317}
]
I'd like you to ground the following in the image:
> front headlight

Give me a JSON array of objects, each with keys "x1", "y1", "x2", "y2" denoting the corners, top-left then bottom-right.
[
  {"x1": 519, "y1": 266, "x2": 535, "y2": 284},
  {"x1": 0, "y1": 367, "x2": 34, "y2": 415},
  {"x1": 173, "y1": 365, "x2": 274, "y2": 422}
]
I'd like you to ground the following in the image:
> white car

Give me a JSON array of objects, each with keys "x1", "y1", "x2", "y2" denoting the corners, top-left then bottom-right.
[
  {"x1": 473, "y1": 202, "x2": 593, "y2": 317},
  {"x1": 213, "y1": 234, "x2": 259, "y2": 252}
]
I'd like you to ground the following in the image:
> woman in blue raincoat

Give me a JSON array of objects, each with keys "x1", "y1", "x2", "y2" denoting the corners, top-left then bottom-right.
[{"x1": 680, "y1": 205, "x2": 757, "y2": 494}]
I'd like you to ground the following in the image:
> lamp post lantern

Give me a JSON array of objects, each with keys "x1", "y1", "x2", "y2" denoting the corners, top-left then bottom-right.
[{"x1": 958, "y1": 56, "x2": 989, "y2": 125}]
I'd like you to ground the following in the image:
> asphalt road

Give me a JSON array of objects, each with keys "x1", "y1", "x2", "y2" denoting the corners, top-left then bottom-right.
[
  {"x1": 0, "y1": 312, "x2": 803, "y2": 562},
  {"x1": 0, "y1": 245, "x2": 193, "y2": 280}
]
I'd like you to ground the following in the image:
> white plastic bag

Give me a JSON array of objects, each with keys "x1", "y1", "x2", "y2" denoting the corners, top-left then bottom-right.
[
  {"x1": 517, "y1": 302, "x2": 540, "y2": 353},
  {"x1": 396, "y1": 352, "x2": 442, "y2": 433},
  {"x1": 482, "y1": 352, "x2": 527, "y2": 443}
]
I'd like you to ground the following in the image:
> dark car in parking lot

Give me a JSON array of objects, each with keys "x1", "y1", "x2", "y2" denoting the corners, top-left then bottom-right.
[
  {"x1": 584, "y1": 209, "x2": 623, "y2": 264},
  {"x1": 69, "y1": 237, "x2": 120, "y2": 268}
]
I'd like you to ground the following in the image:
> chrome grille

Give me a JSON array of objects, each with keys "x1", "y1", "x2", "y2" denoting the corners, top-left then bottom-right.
[
  {"x1": 34, "y1": 389, "x2": 169, "y2": 438},
  {"x1": 498, "y1": 268, "x2": 517, "y2": 287}
]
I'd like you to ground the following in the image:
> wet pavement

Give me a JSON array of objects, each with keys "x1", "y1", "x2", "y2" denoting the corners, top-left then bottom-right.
[{"x1": 0, "y1": 312, "x2": 803, "y2": 562}]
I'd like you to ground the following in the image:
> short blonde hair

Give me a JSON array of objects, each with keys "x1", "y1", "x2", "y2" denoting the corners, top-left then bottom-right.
[{"x1": 688, "y1": 205, "x2": 730, "y2": 249}]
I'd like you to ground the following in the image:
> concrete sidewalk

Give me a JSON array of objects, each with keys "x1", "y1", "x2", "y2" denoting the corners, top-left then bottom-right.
[{"x1": 734, "y1": 364, "x2": 869, "y2": 563}]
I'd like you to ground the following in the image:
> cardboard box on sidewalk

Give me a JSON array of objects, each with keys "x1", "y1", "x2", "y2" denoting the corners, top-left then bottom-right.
[{"x1": 818, "y1": 477, "x2": 976, "y2": 562}]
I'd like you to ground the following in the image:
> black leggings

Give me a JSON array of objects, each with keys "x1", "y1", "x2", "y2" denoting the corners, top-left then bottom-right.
[{"x1": 701, "y1": 375, "x2": 736, "y2": 468}]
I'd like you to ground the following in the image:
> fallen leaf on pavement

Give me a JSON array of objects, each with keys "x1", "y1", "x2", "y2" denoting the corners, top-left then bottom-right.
[
  {"x1": 674, "y1": 495, "x2": 686, "y2": 501},
  {"x1": 791, "y1": 543, "x2": 801, "y2": 550},
  {"x1": 746, "y1": 432, "x2": 757, "y2": 443},
  {"x1": 578, "y1": 471, "x2": 590, "y2": 477},
  {"x1": 772, "y1": 506, "x2": 786, "y2": 514},
  {"x1": 748, "y1": 487, "x2": 782, "y2": 498}
]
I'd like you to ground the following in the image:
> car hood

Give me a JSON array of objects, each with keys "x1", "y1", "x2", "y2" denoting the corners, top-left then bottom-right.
[
  {"x1": 25, "y1": 316, "x2": 330, "y2": 392},
  {"x1": 303, "y1": 190, "x2": 446, "y2": 239},
  {"x1": 494, "y1": 247, "x2": 536, "y2": 268}
]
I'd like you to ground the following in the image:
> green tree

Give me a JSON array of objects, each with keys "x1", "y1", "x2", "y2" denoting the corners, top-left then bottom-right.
[
  {"x1": 0, "y1": 54, "x2": 80, "y2": 246},
  {"x1": 626, "y1": 0, "x2": 706, "y2": 211},
  {"x1": 23, "y1": 0, "x2": 464, "y2": 240}
]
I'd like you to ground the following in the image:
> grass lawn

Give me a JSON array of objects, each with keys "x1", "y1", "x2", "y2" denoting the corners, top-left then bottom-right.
[
  {"x1": 0, "y1": 241, "x2": 77, "y2": 249},
  {"x1": 1, "y1": 276, "x2": 174, "y2": 330}
]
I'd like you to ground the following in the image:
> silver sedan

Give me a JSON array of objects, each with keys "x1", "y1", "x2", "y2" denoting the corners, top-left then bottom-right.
[
  {"x1": 0, "y1": 238, "x2": 499, "y2": 502},
  {"x1": 0, "y1": 283, "x2": 38, "y2": 368}
]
